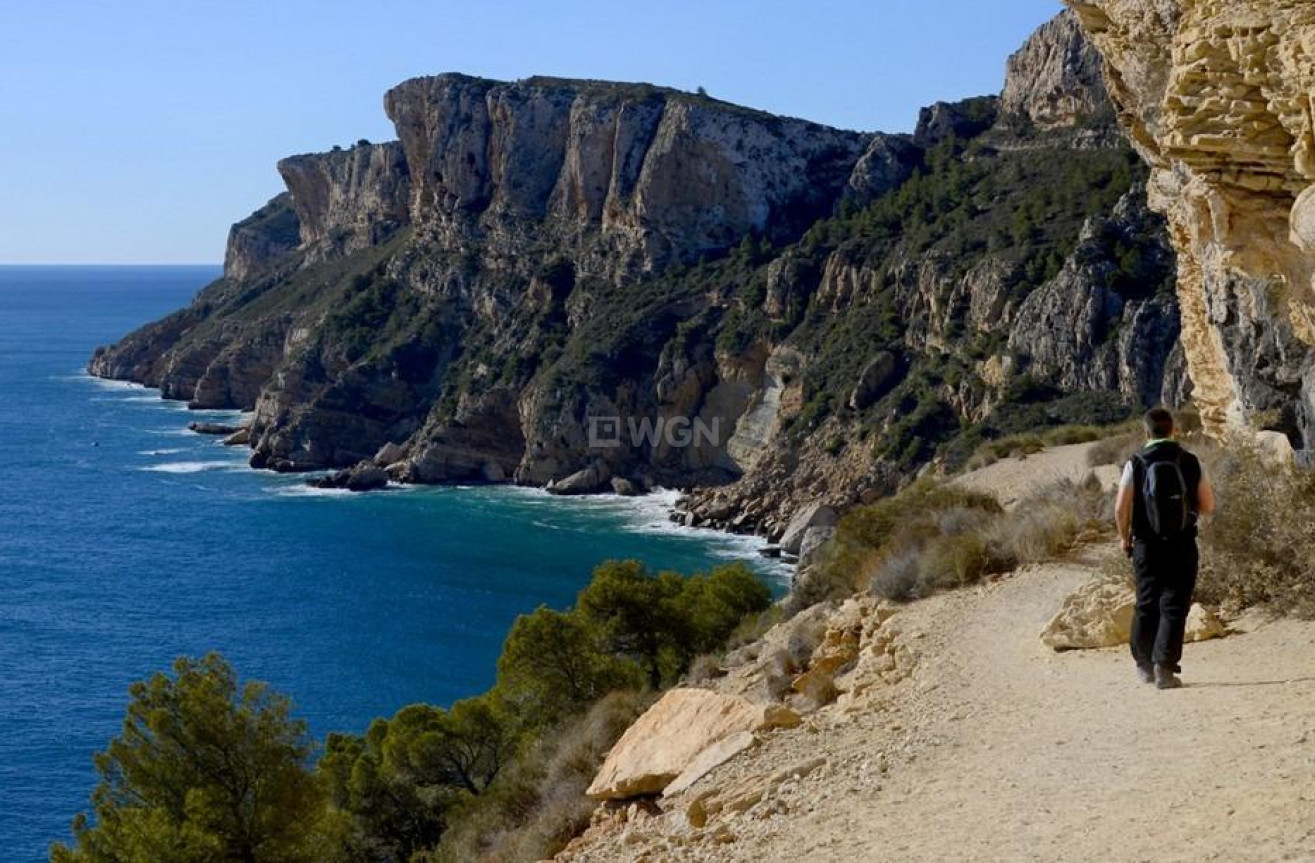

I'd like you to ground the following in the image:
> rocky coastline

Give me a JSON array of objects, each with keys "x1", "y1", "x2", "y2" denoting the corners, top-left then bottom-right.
[{"x1": 90, "y1": 10, "x2": 1189, "y2": 544}]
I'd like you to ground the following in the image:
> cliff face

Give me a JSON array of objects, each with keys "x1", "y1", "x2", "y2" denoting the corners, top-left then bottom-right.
[
  {"x1": 382, "y1": 75, "x2": 871, "y2": 281},
  {"x1": 1068, "y1": 0, "x2": 1315, "y2": 449},
  {"x1": 223, "y1": 194, "x2": 301, "y2": 282},
  {"x1": 1001, "y1": 9, "x2": 1111, "y2": 128},
  {"x1": 90, "y1": 11, "x2": 1185, "y2": 533},
  {"x1": 276, "y1": 142, "x2": 411, "y2": 261}
]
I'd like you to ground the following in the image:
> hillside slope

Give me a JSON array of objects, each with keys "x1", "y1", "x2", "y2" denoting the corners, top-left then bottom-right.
[{"x1": 558, "y1": 458, "x2": 1315, "y2": 862}]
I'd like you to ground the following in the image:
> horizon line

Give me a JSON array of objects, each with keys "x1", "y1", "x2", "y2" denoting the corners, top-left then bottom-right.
[{"x1": 0, "y1": 262, "x2": 222, "y2": 267}]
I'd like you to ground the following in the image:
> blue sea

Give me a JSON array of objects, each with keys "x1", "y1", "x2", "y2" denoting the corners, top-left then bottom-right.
[{"x1": 0, "y1": 265, "x2": 784, "y2": 861}]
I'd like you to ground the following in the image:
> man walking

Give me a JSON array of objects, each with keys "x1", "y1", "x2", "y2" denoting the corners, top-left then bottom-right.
[{"x1": 1115, "y1": 408, "x2": 1216, "y2": 689}]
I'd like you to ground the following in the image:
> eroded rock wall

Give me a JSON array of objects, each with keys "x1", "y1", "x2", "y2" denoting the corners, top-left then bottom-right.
[{"x1": 1069, "y1": 0, "x2": 1315, "y2": 447}]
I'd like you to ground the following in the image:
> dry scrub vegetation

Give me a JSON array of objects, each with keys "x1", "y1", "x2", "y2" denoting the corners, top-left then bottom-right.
[
  {"x1": 966, "y1": 420, "x2": 1142, "y2": 471},
  {"x1": 1192, "y1": 436, "x2": 1315, "y2": 617},
  {"x1": 822, "y1": 408, "x2": 1315, "y2": 619},
  {"x1": 429, "y1": 692, "x2": 652, "y2": 863},
  {"x1": 807, "y1": 476, "x2": 1112, "y2": 605}
]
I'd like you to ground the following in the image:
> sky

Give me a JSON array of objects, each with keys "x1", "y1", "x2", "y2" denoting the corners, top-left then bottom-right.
[{"x1": 0, "y1": 0, "x2": 1065, "y2": 264}]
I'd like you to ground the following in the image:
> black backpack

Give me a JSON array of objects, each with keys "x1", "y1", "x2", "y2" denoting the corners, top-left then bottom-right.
[{"x1": 1133, "y1": 448, "x2": 1193, "y2": 539}]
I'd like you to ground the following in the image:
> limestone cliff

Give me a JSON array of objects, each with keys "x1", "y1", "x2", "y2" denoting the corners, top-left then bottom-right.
[
  {"x1": 90, "y1": 12, "x2": 1184, "y2": 532},
  {"x1": 1068, "y1": 0, "x2": 1315, "y2": 450},
  {"x1": 1001, "y1": 8, "x2": 1111, "y2": 129},
  {"x1": 276, "y1": 141, "x2": 411, "y2": 261}
]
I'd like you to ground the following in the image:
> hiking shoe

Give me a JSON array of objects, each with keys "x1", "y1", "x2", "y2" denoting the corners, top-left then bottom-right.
[
  {"x1": 1155, "y1": 665, "x2": 1183, "y2": 690},
  {"x1": 1136, "y1": 664, "x2": 1155, "y2": 684}
]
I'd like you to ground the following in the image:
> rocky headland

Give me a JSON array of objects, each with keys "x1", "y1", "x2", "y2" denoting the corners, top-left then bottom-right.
[{"x1": 91, "y1": 10, "x2": 1185, "y2": 540}]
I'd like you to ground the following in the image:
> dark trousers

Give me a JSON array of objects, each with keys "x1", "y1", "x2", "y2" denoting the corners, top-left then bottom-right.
[{"x1": 1130, "y1": 538, "x2": 1199, "y2": 668}]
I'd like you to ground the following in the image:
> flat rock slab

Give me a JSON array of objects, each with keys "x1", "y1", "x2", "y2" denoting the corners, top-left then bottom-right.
[{"x1": 586, "y1": 688, "x2": 799, "y2": 800}]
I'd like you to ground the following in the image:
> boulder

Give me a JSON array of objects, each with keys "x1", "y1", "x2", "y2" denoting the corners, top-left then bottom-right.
[
  {"x1": 586, "y1": 689, "x2": 800, "y2": 800},
  {"x1": 373, "y1": 442, "x2": 407, "y2": 467},
  {"x1": 848, "y1": 351, "x2": 898, "y2": 411},
  {"x1": 1255, "y1": 431, "x2": 1295, "y2": 468},
  {"x1": 346, "y1": 466, "x2": 390, "y2": 492},
  {"x1": 223, "y1": 428, "x2": 250, "y2": 446},
  {"x1": 797, "y1": 526, "x2": 836, "y2": 570},
  {"x1": 779, "y1": 503, "x2": 838, "y2": 556},
  {"x1": 1186, "y1": 603, "x2": 1229, "y2": 642},
  {"x1": 663, "y1": 731, "x2": 758, "y2": 797},
  {"x1": 1041, "y1": 575, "x2": 1135, "y2": 650},
  {"x1": 1043, "y1": 577, "x2": 1230, "y2": 650},
  {"x1": 188, "y1": 421, "x2": 242, "y2": 435},
  {"x1": 547, "y1": 460, "x2": 611, "y2": 496},
  {"x1": 311, "y1": 465, "x2": 389, "y2": 493},
  {"x1": 610, "y1": 477, "x2": 641, "y2": 496}
]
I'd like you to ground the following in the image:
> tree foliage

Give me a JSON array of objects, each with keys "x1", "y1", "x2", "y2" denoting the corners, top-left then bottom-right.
[{"x1": 51, "y1": 654, "x2": 326, "y2": 863}]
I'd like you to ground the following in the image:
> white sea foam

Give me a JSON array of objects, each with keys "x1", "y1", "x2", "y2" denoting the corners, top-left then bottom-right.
[
  {"x1": 473, "y1": 485, "x2": 793, "y2": 583},
  {"x1": 61, "y1": 372, "x2": 146, "y2": 389},
  {"x1": 140, "y1": 461, "x2": 247, "y2": 474},
  {"x1": 137, "y1": 448, "x2": 187, "y2": 456},
  {"x1": 268, "y1": 484, "x2": 355, "y2": 498}
]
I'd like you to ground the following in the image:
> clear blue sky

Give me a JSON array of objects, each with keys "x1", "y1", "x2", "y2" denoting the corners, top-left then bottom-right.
[{"x1": 0, "y1": 0, "x2": 1064, "y2": 264}]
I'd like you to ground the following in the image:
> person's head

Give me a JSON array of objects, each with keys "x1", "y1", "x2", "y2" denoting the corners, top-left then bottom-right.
[{"x1": 1143, "y1": 407, "x2": 1175, "y2": 440}]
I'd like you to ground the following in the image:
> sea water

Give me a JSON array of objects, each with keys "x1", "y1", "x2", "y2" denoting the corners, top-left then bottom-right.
[{"x1": 0, "y1": 265, "x2": 786, "y2": 860}]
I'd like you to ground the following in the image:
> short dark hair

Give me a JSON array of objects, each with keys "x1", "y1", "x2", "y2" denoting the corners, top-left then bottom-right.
[{"x1": 1144, "y1": 407, "x2": 1175, "y2": 438}]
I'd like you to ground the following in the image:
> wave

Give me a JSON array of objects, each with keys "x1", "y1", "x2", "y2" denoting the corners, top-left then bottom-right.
[
  {"x1": 58, "y1": 372, "x2": 146, "y2": 390},
  {"x1": 140, "y1": 461, "x2": 248, "y2": 474},
  {"x1": 137, "y1": 448, "x2": 187, "y2": 456},
  {"x1": 462, "y1": 485, "x2": 792, "y2": 583},
  {"x1": 267, "y1": 484, "x2": 356, "y2": 498}
]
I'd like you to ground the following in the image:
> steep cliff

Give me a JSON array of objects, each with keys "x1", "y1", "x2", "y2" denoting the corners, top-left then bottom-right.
[
  {"x1": 90, "y1": 11, "x2": 1183, "y2": 532},
  {"x1": 1068, "y1": 0, "x2": 1315, "y2": 450}
]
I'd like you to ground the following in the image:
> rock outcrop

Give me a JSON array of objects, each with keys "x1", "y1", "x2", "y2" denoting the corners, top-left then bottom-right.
[
  {"x1": 585, "y1": 688, "x2": 800, "y2": 801},
  {"x1": 276, "y1": 141, "x2": 411, "y2": 261},
  {"x1": 1042, "y1": 573, "x2": 1229, "y2": 650},
  {"x1": 1069, "y1": 0, "x2": 1315, "y2": 450},
  {"x1": 383, "y1": 75, "x2": 870, "y2": 279},
  {"x1": 1041, "y1": 573, "x2": 1136, "y2": 650},
  {"x1": 1002, "y1": 9, "x2": 1111, "y2": 129},
  {"x1": 223, "y1": 194, "x2": 301, "y2": 282}
]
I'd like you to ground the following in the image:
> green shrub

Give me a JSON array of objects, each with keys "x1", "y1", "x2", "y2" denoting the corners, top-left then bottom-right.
[
  {"x1": 577, "y1": 560, "x2": 771, "y2": 688},
  {"x1": 496, "y1": 608, "x2": 644, "y2": 724},
  {"x1": 319, "y1": 558, "x2": 769, "y2": 858}
]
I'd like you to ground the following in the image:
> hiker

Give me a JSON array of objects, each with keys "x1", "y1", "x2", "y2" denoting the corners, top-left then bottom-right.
[{"x1": 1115, "y1": 407, "x2": 1216, "y2": 689}]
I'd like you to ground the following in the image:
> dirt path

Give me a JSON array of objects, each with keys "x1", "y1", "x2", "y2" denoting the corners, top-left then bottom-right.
[
  {"x1": 949, "y1": 441, "x2": 1120, "y2": 508},
  {"x1": 565, "y1": 556, "x2": 1315, "y2": 861}
]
